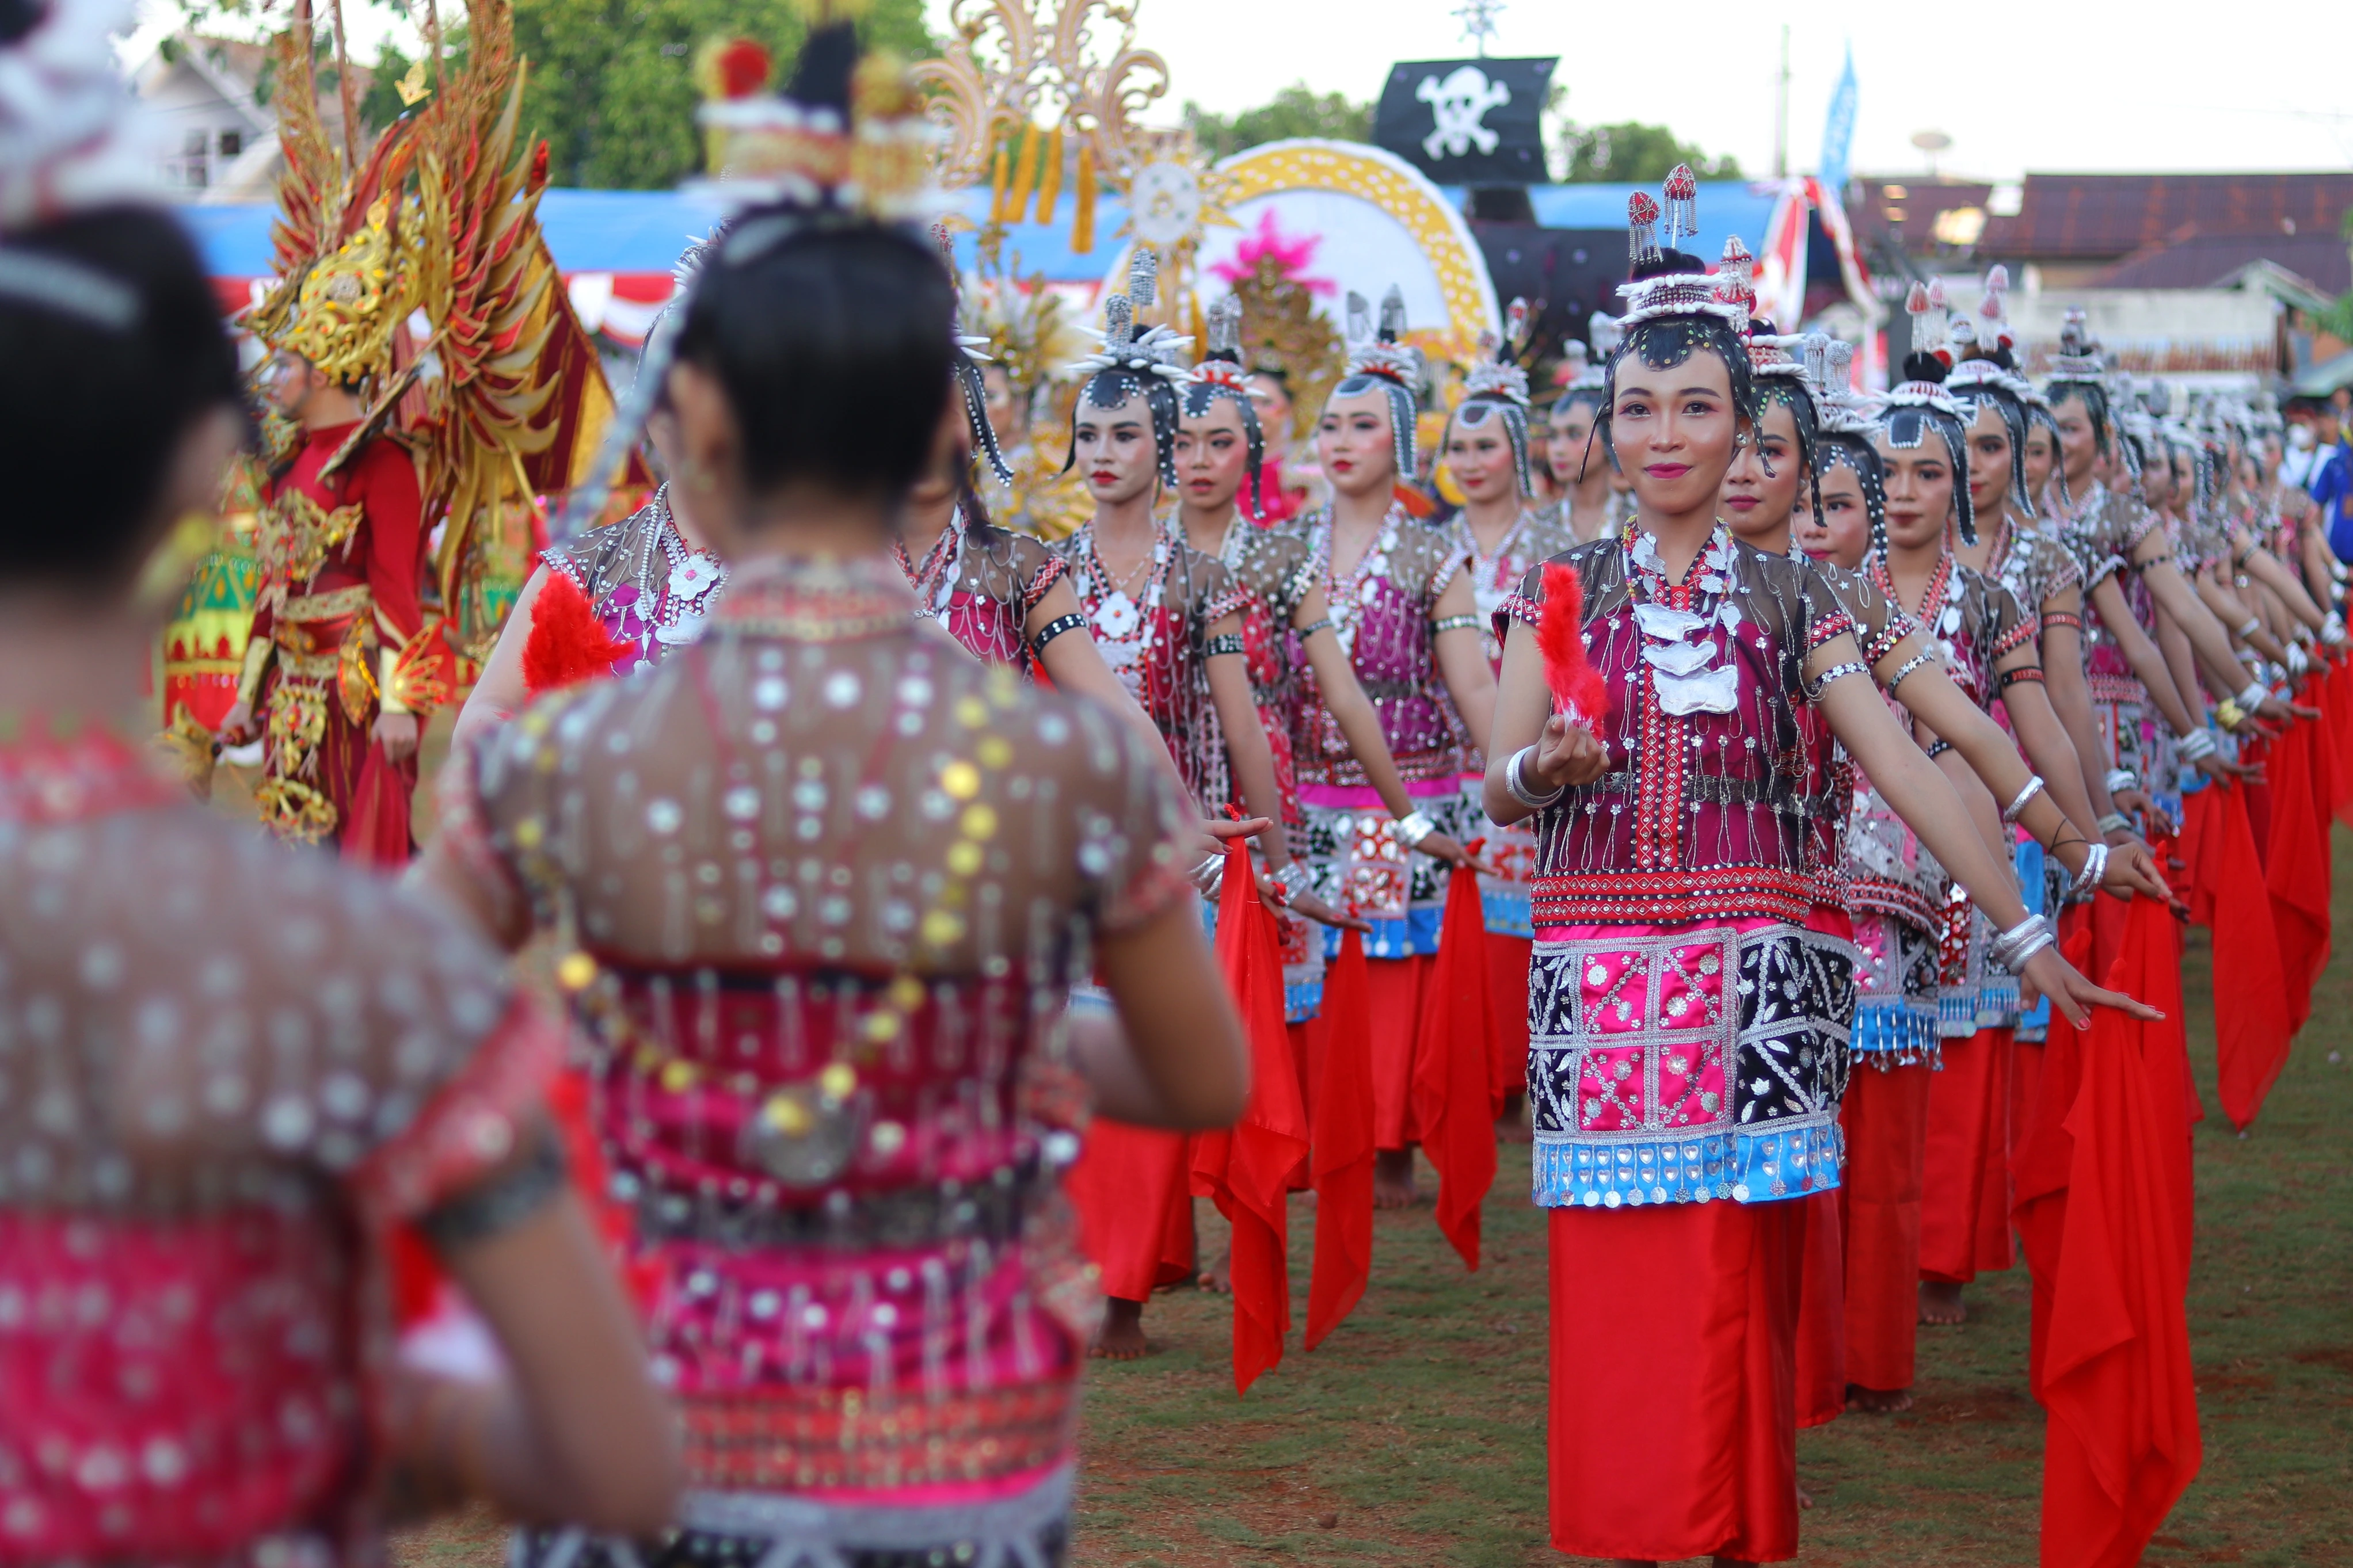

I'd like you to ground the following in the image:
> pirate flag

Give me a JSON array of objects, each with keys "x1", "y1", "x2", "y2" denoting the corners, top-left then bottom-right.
[{"x1": 1373, "y1": 57, "x2": 1557, "y2": 186}]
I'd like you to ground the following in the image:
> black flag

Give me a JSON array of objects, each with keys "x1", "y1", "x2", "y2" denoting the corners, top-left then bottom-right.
[{"x1": 1373, "y1": 58, "x2": 1557, "y2": 186}]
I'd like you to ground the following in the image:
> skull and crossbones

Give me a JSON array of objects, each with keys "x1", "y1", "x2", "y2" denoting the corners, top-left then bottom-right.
[{"x1": 1417, "y1": 65, "x2": 1511, "y2": 159}]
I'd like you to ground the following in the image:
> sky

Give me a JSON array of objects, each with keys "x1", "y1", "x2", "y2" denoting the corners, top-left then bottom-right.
[
  {"x1": 922, "y1": 0, "x2": 2353, "y2": 184},
  {"x1": 129, "y1": 0, "x2": 2353, "y2": 184}
]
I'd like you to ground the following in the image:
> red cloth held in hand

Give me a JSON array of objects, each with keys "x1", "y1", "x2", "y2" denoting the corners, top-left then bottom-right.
[
  {"x1": 1410, "y1": 863, "x2": 1499, "y2": 1271},
  {"x1": 2188, "y1": 783, "x2": 2294, "y2": 1131},
  {"x1": 1190, "y1": 839, "x2": 1308, "y2": 1394},
  {"x1": 2038, "y1": 895, "x2": 2200, "y2": 1568},
  {"x1": 2267, "y1": 680, "x2": 2332, "y2": 1033},
  {"x1": 1307, "y1": 929, "x2": 1375, "y2": 1349}
]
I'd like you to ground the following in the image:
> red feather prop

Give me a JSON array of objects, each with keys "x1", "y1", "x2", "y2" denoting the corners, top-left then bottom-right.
[
  {"x1": 522, "y1": 573, "x2": 632, "y2": 695},
  {"x1": 1536, "y1": 562, "x2": 1608, "y2": 725}
]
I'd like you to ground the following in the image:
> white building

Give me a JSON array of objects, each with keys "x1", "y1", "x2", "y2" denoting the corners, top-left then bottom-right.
[{"x1": 131, "y1": 32, "x2": 371, "y2": 203}]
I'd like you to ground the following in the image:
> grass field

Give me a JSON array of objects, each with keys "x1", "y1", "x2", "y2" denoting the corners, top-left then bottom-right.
[{"x1": 394, "y1": 838, "x2": 2353, "y2": 1567}]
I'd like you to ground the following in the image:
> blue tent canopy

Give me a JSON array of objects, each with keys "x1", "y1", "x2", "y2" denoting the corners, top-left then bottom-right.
[{"x1": 180, "y1": 180, "x2": 1773, "y2": 281}]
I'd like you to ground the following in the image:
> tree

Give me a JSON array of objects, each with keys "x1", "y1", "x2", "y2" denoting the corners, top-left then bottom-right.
[
  {"x1": 378, "y1": 0, "x2": 934, "y2": 189},
  {"x1": 1184, "y1": 82, "x2": 1370, "y2": 163},
  {"x1": 1558, "y1": 120, "x2": 1741, "y2": 184}
]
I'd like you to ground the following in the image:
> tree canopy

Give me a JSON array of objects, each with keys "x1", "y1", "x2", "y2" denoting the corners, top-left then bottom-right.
[
  {"x1": 1557, "y1": 120, "x2": 1742, "y2": 184},
  {"x1": 360, "y1": 0, "x2": 928, "y2": 189},
  {"x1": 1183, "y1": 82, "x2": 1371, "y2": 163}
]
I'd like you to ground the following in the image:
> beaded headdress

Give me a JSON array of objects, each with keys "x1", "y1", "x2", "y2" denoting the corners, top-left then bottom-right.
[
  {"x1": 1064, "y1": 246, "x2": 1193, "y2": 488},
  {"x1": 1594, "y1": 173, "x2": 1758, "y2": 479},
  {"x1": 1451, "y1": 296, "x2": 1537, "y2": 494},
  {"x1": 0, "y1": 0, "x2": 163, "y2": 331},
  {"x1": 1945, "y1": 353, "x2": 2034, "y2": 520},
  {"x1": 1876, "y1": 282, "x2": 1976, "y2": 544},
  {"x1": 1747, "y1": 329, "x2": 1825, "y2": 528},
  {"x1": 555, "y1": 15, "x2": 941, "y2": 540},
  {"x1": 1182, "y1": 293, "x2": 1268, "y2": 518},
  {"x1": 1331, "y1": 284, "x2": 1423, "y2": 476},
  {"x1": 1800, "y1": 335, "x2": 1889, "y2": 555},
  {"x1": 932, "y1": 222, "x2": 1014, "y2": 486}
]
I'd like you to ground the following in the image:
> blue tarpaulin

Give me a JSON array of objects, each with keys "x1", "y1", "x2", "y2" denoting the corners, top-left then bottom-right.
[{"x1": 181, "y1": 180, "x2": 1776, "y2": 280}]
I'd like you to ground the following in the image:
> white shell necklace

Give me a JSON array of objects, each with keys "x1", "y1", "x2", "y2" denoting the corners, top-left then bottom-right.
[
  {"x1": 652, "y1": 486, "x2": 729, "y2": 647},
  {"x1": 1627, "y1": 522, "x2": 1742, "y2": 716},
  {"x1": 1320, "y1": 501, "x2": 1409, "y2": 657}
]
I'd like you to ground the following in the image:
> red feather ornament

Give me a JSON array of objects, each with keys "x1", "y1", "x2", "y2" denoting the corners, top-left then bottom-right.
[
  {"x1": 522, "y1": 573, "x2": 632, "y2": 695},
  {"x1": 1536, "y1": 562, "x2": 1608, "y2": 726}
]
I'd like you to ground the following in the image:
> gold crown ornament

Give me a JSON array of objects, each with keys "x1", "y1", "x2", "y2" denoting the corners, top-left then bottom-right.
[{"x1": 269, "y1": 197, "x2": 410, "y2": 384}]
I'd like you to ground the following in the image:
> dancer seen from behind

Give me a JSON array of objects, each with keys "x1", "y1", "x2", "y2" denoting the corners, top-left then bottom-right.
[
  {"x1": 420, "y1": 31, "x2": 1250, "y2": 1564},
  {"x1": 0, "y1": 3, "x2": 677, "y2": 1553},
  {"x1": 1483, "y1": 176, "x2": 2155, "y2": 1566}
]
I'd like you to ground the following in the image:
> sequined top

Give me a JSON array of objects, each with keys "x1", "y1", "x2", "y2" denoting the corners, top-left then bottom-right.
[
  {"x1": 1054, "y1": 520, "x2": 1247, "y2": 812},
  {"x1": 2053, "y1": 481, "x2": 2162, "y2": 596},
  {"x1": 897, "y1": 509, "x2": 1068, "y2": 674},
  {"x1": 1455, "y1": 508, "x2": 1578, "y2": 673},
  {"x1": 1801, "y1": 562, "x2": 1920, "y2": 913},
  {"x1": 542, "y1": 487, "x2": 730, "y2": 678},
  {"x1": 0, "y1": 722, "x2": 557, "y2": 1566},
  {"x1": 441, "y1": 556, "x2": 1195, "y2": 1500},
  {"x1": 1497, "y1": 528, "x2": 1859, "y2": 926},
  {"x1": 1204, "y1": 520, "x2": 1319, "y2": 828},
  {"x1": 1868, "y1": 552, "x2": 2036, "y2": 709},
  {"x1": 1293, "y1": 504, "x2": 1472, "y2": 791}
]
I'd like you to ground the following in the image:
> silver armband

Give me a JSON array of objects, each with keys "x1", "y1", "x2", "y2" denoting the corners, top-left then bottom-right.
[
  {"x1": 1986, "y1": 912, "x2": 2058, "y2": 974},
  {"x1": 1506, "y1": 744, "x2": 1566, "y2": 810},
  {"x1": 1393, "y1": 810, "x2": 1438, "y2": 850},
  {"x1": 2067, "y1": 841, "x2": 2110, "y2": 898},
  {"x1": 2000, "y1": 776, "x2": 2046, "y2": 826}
]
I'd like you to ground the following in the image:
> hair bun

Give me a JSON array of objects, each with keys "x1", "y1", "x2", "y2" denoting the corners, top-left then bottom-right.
[
  {"x1": 1629, "y1": 247, "x2": 1707, "y2": 283},
  {"x1": 1901, "y1": 349, "x2": 1948, "y2": 386}
]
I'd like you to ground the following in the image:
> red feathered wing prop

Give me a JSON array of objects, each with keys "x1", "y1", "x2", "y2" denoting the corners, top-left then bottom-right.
[
  {"x1": 1537, "y1": 562, "x2": 1609, "y2": 728},
  {"x1": 522, "y1": 573, "x2": 633, "y2": 695}
]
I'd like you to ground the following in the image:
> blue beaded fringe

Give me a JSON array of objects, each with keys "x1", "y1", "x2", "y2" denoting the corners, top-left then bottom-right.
[{"x1": 1530, "y1": 1119, "x2": 1844, "y2": 1209}]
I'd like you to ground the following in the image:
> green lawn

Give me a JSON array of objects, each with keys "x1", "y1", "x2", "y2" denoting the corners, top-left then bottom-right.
[{"x1": 394, "y1": 840, "x2": 2353, "y2": 1568}]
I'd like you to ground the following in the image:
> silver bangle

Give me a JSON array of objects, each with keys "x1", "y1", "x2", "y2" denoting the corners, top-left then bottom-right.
[
  {"x1": 2235, "y1": 617, "x2": 2263, "y2": 639},
  {"x1": 1393, "y1": 810, "x2": 1438, "y2": 850},
  {"x1": 1506, "y1": 744, "x2": 1566, "y2": 810},
  {"x1": 1986, "y1": 911, "x2": 2058, "y2": 974},
  {"x1": 1189, "y1": 854, "x2": 1223, "y2": 894},
  {"x1": 2176, "y1": 728, "x2": 2218, "y2": 762},
  {"x1": 1273, "y1": 860, "x2": 1313, "y2": 903},
  {"x1": 2236, "y1": 678, "x2": 2268, "y2": 710},
  {"x1": 2095, "y1": 811, "x2": 2133, "y2": 837},
  {"x1": 2067, "y1": 841, "x2": 2110, "y2": 898},
  {"x1": 2000, "y1": 775, "x2": 2046, "y2": 826},
  {"x1": 2104, "y1": 767, "x2": 2139, "y2": 795}
]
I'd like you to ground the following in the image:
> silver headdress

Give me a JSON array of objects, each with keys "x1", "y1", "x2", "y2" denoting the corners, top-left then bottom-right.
[
  {"x1": 1332, "y1": 283, "x2": 1424, "y2": 476},
  {"x1": 1063, "y1": 247, "x2": 1194, "y2": 488}
]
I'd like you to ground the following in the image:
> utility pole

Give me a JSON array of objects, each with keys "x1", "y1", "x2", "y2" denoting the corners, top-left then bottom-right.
[{"x1": 1773, "y1": 24, "x2": 1790, "y2": 179}]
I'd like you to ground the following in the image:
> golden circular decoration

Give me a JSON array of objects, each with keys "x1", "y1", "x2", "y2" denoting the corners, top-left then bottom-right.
[
  {"x1": 818, "y1": 1062, "x2": 859, "y2": 1100},
  {"x1": 961, "y1": 803, "x2": 999, "y2": 840},
  {"x1": 555, "y1": 950, "x2": 599, "y2": 991},
  {"x1": 941, "y1": 761, "x2": 982, "y2": 799},
  {"x1": 1210, "y1": 138, "x2": 1501, "y2": 369}
]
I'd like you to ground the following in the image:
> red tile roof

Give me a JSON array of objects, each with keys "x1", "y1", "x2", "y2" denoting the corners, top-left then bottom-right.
[{"x1": 1983, "y1": 173, "x2": 2353, "y2": 261}]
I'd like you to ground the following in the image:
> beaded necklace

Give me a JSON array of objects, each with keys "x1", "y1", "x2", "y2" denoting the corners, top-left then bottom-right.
[
  {"x1": 1073, "y1": 519, "x2": 1174, "y2": 672},
  {"x1": 1318, "y1": 500, "x2": 1411, "y2": 656},
  {"x1": 894, "y1": 509, "x2": 964, "y2": 618}
]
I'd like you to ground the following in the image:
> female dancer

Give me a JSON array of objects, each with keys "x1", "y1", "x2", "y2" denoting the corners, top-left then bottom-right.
[
  {"x1": 1301, "y1": 288, "x2": 1499, "y2": 1206},
  {"x1": 420, "y1": 47, "x2": 1251, "y2": 1562},
  {"x1": 1443, "y1": 325, "x2": 1574, "y2": 1125},
  {"x1": 1482, "y1": 189, "x2": 2149, "y2": 1566},
  {"x1": 0, "y1": 51, "x2": 675, "y2": 1562},
  {"x1": 1541, "y1": 340, "x2": 1619, "y2": 543}
]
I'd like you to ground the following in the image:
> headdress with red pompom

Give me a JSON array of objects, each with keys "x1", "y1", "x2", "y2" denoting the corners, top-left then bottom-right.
[
  {"x1": 1331, "y1": 284, "x2": 1424, "y2": 476},
  {"x1": 1877, "y1": 281, "x2": 1975, "y2": 545},
  {"x1": 1182, "y1": 292, "x2": 1270, "y2": 518},
  {"x1": 1616, "y1": 171, "x2": 1748, "y2": 331},
  {"x1": 1453, "y1": 296, "x2": 1539, "y2": 495}
]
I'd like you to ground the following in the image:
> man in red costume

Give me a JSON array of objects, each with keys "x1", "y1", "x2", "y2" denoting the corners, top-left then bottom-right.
[{"x1": 222, "y1": 207, "x2": 439, "y2": 865}]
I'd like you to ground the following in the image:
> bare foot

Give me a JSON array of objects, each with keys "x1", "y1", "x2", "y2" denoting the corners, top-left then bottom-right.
[
  {"x1": 1798, "y1": 1485, "x2": 1814, "y2": 1510},
  {"x1": 1918, "y1": 1279, "x2": 1967, "y2": 1326},
  {"x1": 1092, "y1": 1297, "x2": 1148, "y2": 1360},
  {"x1": 1374, "y1": 1148, "x2": 1419, "y2": 1210},
  {"x1": 1198, "y1": 1245, "x2": 1232, "y2": 1294},
  {"x1": 1495, "y1": 1092, "x2": 1533, "y2": 1145},
  {"x1": 1846, "y1": 1383, "x2": 1914, "y2": 1414}
]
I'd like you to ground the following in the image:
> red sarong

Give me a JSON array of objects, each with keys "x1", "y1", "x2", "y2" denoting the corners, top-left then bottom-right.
[
  {"x1": 1837, "y1": 1059, "x2": 1932, "y2": 1393},
  {"x1": 1368, "y1": 954, "x2": 1430, "y2": 1149},
  {"x1": 1792, "y1": 1188, "x2": 1846, "y2": 1428},
  {"x1": 1067, "y1": 1121, "x2": 1193, "y2": 1302},
  {"x1": 1307, "y1": 930, "x2": 1375, "y2": 1349},
  {"x1": 1548, "y1": 1200, "x2": 1803, "y2": 1563},
  {"x1": 1920, "y1": 1026, "x2": 2015, "y2": 1283}
]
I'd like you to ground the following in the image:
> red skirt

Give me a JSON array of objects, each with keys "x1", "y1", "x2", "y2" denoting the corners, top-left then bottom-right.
[
  {"x1": 1368, "y1": 953, "x2": 1431, "y2": 1150},
  {"x1": 1484, "y1": 931, "x2": 1532, "y2": 1103},
  {"x1": 1548, "y1": 1200, "x2": 1803, "y2": 1564},
  {"x1": 1066, "y1": 1120, "x2": 1193, "y2": 1302},
  {"x1": 1838, "y1": 1060, "x2": 1932, "y2": 1393},
  {"x1": 1791, "y1": 1187, "x2": 1846, "y2": 1428},
  {"x1": 1920, "y1": 1027, "x2": 2015, "y2": 1284}
]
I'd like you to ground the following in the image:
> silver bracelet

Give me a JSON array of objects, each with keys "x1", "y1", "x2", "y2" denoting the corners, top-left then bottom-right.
[
  {"x1": 2067, "y1": 841, "x2": 2110, "y2": 897},
  {"x1": 1393, "y1": 810, "x2": 1438, "y2": 850},
  {"x1": 1883, "y1": 648, "x2": 1940, "y2": 693},
  {"x1": 2236, "y1": 678, "x2": 2268, "y2": 711},
  {"x1": 2000, "y1": 776, "x2": 2046, "y2": 826},
  {"x1": 2095, "y1": 811, "x2": 2133, "y2": 837},
  {"x1": 2322, "y1": 611, "x2": 2346, "y2": 643},
  {"x1": 2176, "y1": 728, "x2": 2218, "y2": 762},
  {"x1": 1986, "y1": 911, "x2": 2058, "y2": 973},
  {"x1": 1189, "y1": 854, "x2": 1223, "y2": 894},
  {"x1": 2286, "y1": 642, "x2": 2309, "y2": 677},
  {"x1": 1506, "y1": 744, "x2": 1566, "y2": 810},
  {"x1": 1272, "y1": 860, "x2": 1313, "y2": 904},
  {"x1": 2235, "y1": 617, "x2": 2263, "y2": 639},
  {"x1": 2104, "y1": 767, "x2": 2139, "y2": 795}
]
